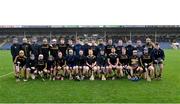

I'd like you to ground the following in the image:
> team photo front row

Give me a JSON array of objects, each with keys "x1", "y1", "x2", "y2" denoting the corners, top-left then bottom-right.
[{"x1": 11, "y1": 37, "x2": 165, "y2": 82}]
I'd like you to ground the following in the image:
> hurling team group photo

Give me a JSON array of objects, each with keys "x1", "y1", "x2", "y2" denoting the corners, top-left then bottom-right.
[
  {"x1": 11, "y1": 36, "x2": 165, "y2": 82},
  {"x1": 2, "y1": 0, "x2": 180, "y2": 103}
]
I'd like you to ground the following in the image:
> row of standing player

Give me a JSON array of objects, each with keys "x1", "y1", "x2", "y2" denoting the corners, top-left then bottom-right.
[{"x1": 11, "y1": 37, "x2": 165, "y2": 82}]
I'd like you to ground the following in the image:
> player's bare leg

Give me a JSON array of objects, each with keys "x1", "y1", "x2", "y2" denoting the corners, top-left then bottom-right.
[
  {"x1": 119, "y1": 66, "x2": 124, "y2": 78},
  {"x1": 90, "y1": 66, "x2": 97, "y2": 80},
  {"x1": 136, "y1": 67, "x2": 143, "y2": 78},
  {"x1": 25, "y1": 68, "x2": 31, "y2": 81},
  {"x1": 101, "y1": 67, "x2": 106, "y2": 80},
  {"x1": 127, "y1": 66, "x2": 133, "y2": 79},
  {"x1": 148, "y1": 66, "x2": 154, "y2": 79},
  {"x1": 108, "y1": 65, "x2": 112, "y2": 79},
  {"x1": 116, "y1": 66, "x2": 123, "y2": 78},
  {"x1": 15, "y1": 65, "x2": 20, "y2": 82},
  {"x1": 83, "y1": 66, "x2": 89, "y2": 79},
  {"x1": 53, "y1": 67, "x2": 57, "y2": 80},
  {"x1": 97, "y1": 66, "x2": 102, "y2": 79},
  {"x1": 60, "y1": 67, "x2": 65, "y2": 80},
  {"x1": 158, "y1": 64, "x2": 164, "y2": 79},
  {"x1": 74, "y1": 66, "x2": 80, "y2": 80}
]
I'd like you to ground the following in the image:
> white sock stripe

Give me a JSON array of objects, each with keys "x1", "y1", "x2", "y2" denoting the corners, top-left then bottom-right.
[{"x1": 0, "y1": 72, "x2": 13, "y2": 78}]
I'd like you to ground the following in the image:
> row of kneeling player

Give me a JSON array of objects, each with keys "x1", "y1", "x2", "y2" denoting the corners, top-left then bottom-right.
[{"x1": 13, "y1": 43, "x2": 165, "y2": 82}]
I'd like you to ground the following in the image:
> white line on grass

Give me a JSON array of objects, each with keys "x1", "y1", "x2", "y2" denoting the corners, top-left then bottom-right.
[{"x1": 0, "y1": 72, "x2": 13, "y2": 78}]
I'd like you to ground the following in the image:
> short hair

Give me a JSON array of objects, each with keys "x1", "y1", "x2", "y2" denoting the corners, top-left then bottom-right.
[{"x1": 155, "y1": 42, "x2": 159, "y2": 45}]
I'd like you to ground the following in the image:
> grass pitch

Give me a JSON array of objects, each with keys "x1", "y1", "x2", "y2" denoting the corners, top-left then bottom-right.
[{"x1": 0, "y1": 50, "x2": 180, "y2": 103}]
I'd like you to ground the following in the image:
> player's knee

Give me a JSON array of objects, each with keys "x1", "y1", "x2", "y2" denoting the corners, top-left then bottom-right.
[
  {"x1": 148, "y1": 66, "x2": 154, "y2": 71},
  {"x1": 93, "y1": 66, "x2": 97, "y2": 71},
  {"x1": 119, "y1": 66, "x2": 123, "y2": 70}
]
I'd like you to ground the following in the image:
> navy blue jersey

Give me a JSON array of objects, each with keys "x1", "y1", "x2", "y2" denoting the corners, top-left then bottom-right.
[
  {"x1": 11, "y1": 43, "x2": 21, "y2": 61},
  {"x1": 151, "y1": 48, "x2": 165, "y2": 61},
  {"x1": 125, "y1": 45, "x2": 135, "y2": 58},
  {"x1": 31, "y1": 43, "x2": 39, "y2": 59},
  {"x1": 82, "y1": 44, "x2": 90, "y2": 56},
  {"x1": 20, "y1": 43, "x2": 31, "y2": 57},
  {"x1": 97, "y1": 44, "x2": 105, "y2": 54},
  {"x1": 74, "y1": 44, "x2": 82, "y2": 55},
  {"x1": 97, "y1": 54, "x2": 107, "y2": 66},
  {"x1": 26, "y1": 58, "x2": 37, "y2": 68},
  {"x1": 47, "y1": 60, "x2": 55, "y2": 69},
  {"x1": 50, "y1": 44, "x2": 59, "y2": 59},
  {"x1": 66, "y1": 44, "x2": 74, "y2": 55},
  {"x1": 136, "y1": 46, "x2": 144, "y2": 58},
  {"x1": 66, "y1": 55, "x2": 76, "y2": 66},
  {"x1": 39, "y1": 44, "x2": 49, "y2": 61},
  {"x1": 58, "y1": 44, "x2": 67, "y2": 56},
  {"x1": 76, "y1": 55, "x2": 86, "y2": 66}
]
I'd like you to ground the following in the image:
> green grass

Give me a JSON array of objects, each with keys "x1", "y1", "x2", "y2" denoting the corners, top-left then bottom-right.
[{"x1": 0, "y1": 50, "x2": 180, "y2": 103}]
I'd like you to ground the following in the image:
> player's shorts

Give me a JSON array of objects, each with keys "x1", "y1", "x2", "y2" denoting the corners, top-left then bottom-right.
[
  {"x1": 56, "y1": 66, "x2": 65, "y2": 70},
  {"x1": 47, "y1": 67, "x2": 54, "y2": 71},
  {"x1": 57, "y1": 64, "x2": 64, "y2": 67},
  {"x1": 153, "y1": 61, "x2": 163, "y2": 64},
  {"x1": 97, "y1": 64, "x2": 107, "y2": 68},
  {"x1": 142, "y1": 63, "x2": 151, "y2": 72},
  {"x1": 37, "y1": 67, "x2": 45, "y2": 71},
  {"x1": 87, "y1": 65, "x2": 97, "y2": 70},
  {"x1": 16, "y1": 64, "x2": 25, "y2": 69},
  {"x1": 28, "y1": 67, "x2": 36, "y2": 73},
  {"x1": 78, "y1": 65, "x2": 85, "y2": 69},
  {"x1": 67, "y1": 64, "x2": 76, "y2": 68},
  {"x1": 131, "y1": 65, "x2": 139, "y2": 70}
]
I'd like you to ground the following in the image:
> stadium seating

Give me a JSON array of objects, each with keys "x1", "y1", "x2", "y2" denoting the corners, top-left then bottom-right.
[{"x1": 0, "y1": 42, "x2": 11, "y2": 50}]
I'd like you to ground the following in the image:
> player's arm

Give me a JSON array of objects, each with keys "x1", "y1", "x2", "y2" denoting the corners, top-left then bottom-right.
[
  {"x1": 38, "y1": 45, "x2": 42, "y2": 54},
  {"x1": 161, "y1": 50, "x2": 165, "y2": 61},
  {"x1": 23, "y1": 57, "x2": 27, "y2": 69},
  {"x1": 63, "y1": 60, "x2": 67, "y2": 67},
  {"x1": 119, "y1": 58, "x2": 122, "y2": 65},
  {"x1": 26, "y1": 58, "x2": 30, "y2": 68},
  {"x1": 151, "y1": 42, "x2": 155, "y2": 48},
  {"x1": 86, "y1": 61, "x2": 91, "y2": 67},
  {"x1": 44, "y1": 63, "x2": 47, "y2": 69},
  {"x1": 92, "y1": 61, "x2": 96, "y2": 68},
  {"x1": 13, "y1": 56, "x2": 18, "y2": 64},
  {"x1": 115, "y1": 58, "x2": 119, "y2": 66},
  {"x1": 92, "y1": 56, "x2": 97, "y2": 67},
  {"x1": 151, "y1": 50, "x2": 156, "y2": 61},
  {"x1": 139, "y1": 57, "x2": 144, "y2": 67},
  {"x1": 128, "y1": 57, "x2": 131, "y2": 66},
  {"x1": 10, "y1": 45, "x2": 14, "y2": 56},
  {"x1": 107, "y1": 58, "x2": 112, "y2": 66}
]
